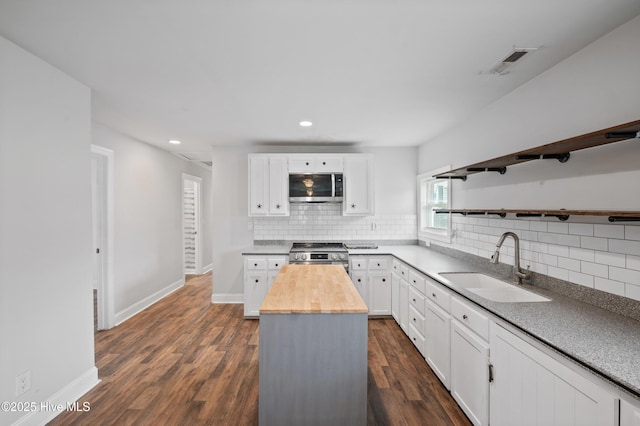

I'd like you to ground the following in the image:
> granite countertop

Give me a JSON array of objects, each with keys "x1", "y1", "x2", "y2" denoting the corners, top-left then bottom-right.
[{"x1": 351, "y1": 245, "x2": 640, "y2": 399}]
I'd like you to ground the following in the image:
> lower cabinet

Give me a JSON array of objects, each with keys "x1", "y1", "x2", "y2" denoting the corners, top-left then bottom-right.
[
  {"x1": 450, "y1": 309, "x2": 490, "y2": 426},
  {"x1": 391, "y1": 272, "x2": 400, "y2": 323},
  {"x1": 424, "y1": 298, "x2": 451, "y2": 390},
  {"x1": 243, "y1": 255, "x2": 287, "y2": 317},
  {"x1": 490, "y1": 322, "x2": 618, "y2": 426},
  {"x1": 621, "y1": 399, "x2": 640, "y2": 426},
  {"x1": 349, "y1": 255, "x2": 392, "y2": 316}
]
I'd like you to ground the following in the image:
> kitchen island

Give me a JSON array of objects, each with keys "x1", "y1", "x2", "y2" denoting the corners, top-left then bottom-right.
[{"x1": 259, "y1": 264, "x2": 368, "y2": 426}]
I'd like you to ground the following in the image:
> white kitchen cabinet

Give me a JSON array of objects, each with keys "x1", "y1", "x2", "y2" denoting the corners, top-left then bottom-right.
[
  {"x1": 243, "y1": 255, "x2": 287, "y2": 317},
  {"x1": 424, "y1": 298, "x2": 451, "y2": 390},
  {"x1": 288, "y1": 155, "x2": 343, "y2": 173},
  {"x1": 391, "y1": 271, "x2": 400, "y2": 323},
  {"x1": 621, "y1": 399, "x2": 640, "y2": 426},
  {"x1": 490, "y1": 322, "x2": 618, "y2": 426},
  {"x1": 268, "y1": 156, "x2": 289, "y2": 215},
  {"x1": 351, "y1": 271, "x2": 368, "y2": 304},
  {"x1": 450, "y1": 298, "x2": 490, "y2": 426},
  {"x1": 343, "y1": 155, "x2": 374, "y2": 216},
  {"x1": 248, "y1": 155, "x2": 289, "y2": 217},
  {"x1": 399, "y1": 265, "x2": 409, "y2": 333},
  {"x1": 349, "y1": 255, "x2": 392, "y2": 316}
]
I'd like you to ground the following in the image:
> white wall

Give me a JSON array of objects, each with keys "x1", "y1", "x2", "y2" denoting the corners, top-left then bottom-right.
[
  {"x1": 92, "y1": 123, "x2": 213, "y2": 323},
  {"x1": 211, "y1": 145, "x2": 417, "y2": 300},
  {"x1": 0, "y1": 36, "x2": 97, "y2": 424},
  {"x1": 417, "y1": 16, "x2": 640, "y2": 301}
]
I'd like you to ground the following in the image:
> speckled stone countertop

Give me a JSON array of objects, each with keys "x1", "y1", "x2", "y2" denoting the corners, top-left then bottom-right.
[{"x1": 350, "y1": 245, "x2": 640, "y2": 399}]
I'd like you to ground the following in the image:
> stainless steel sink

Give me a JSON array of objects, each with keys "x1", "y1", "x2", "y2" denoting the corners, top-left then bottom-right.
[{"x1": 438, "y1": 272, "x2": 550, "y2": 303}]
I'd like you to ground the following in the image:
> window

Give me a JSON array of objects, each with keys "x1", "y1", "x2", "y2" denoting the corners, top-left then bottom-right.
[{"x1": 417, "y1": 167, "x2": 451, "y2": 243}]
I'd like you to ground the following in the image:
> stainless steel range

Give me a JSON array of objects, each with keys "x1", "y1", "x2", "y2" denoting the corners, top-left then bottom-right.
[{"x1": 289, "y1": 242, "x2": 349, "y2": 271}]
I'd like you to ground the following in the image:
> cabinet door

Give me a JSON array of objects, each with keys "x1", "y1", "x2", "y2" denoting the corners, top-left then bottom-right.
[
  {"x1": 343, "y1": 155, "x2": 374, "y2": 216},
  {"x1": 391, "y1": 273, "x2": 400, "y2": 323},
  {"x1": 369, "y1": 273, "x2": 391, "y2": 315},
  {"x1": 315, "y1": 156, "x2": 343, "y2": 172},
  {"x1": 248, "y1": 156, "x2": 269, "y2": 216},
  {"x1": 451, "y1": 320, "x2": 489, "y2": 426},
  {"x1": 351, "y1": 272, "x2": 368, "y2": 307},
  {"x1": 425, "y1": 299, "x2": 451, "y2": 390},
  {"x1": 490, "y1": 323, "x2": 618, "y2": 426},
  {"x1": 288, "y1": 156, "x2": 315, "y2": 173},
  {"x1": 244, "y1": 271, "x2": 268, "y2": 317},
  {"x1": 268, "y1": 156, "x2": 289, "y2": 216},
  {"x1": 399, "y1": 278, "x2": 409, "y2": 333},
  {"x1": 621, "y1": 399, "x2": 640, "y2": 426}
]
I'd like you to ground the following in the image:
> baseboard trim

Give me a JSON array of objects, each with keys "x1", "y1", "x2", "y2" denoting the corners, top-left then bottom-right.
[
  {"x1": 115, "y1": 278, "x2": 184, "y2": 325},
  {"x1": 202, "y1": 263, "x2": 213, "y2": 274},
  {"x1": 12, "y1": 367, "x2": 99, "y2": 426},
  {"x1": 212, "y1": 293, "x2": 243, "y2": 304}
]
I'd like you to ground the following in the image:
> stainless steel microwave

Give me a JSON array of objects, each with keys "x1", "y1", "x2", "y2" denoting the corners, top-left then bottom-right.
[{"x1": 289, "y1": 173, "x2": 343, "y2": 203}]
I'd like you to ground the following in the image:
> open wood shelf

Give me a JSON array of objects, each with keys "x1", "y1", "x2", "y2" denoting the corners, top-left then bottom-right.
[
  {"x1": 434, "y1": 209, "x2": 640, "y2": 222},
  {"x1": 433, "y1": 119, "x2": 640, "y2": 180}
]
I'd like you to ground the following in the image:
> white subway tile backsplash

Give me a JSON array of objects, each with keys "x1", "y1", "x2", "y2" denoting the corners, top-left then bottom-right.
[
  {"x1": 595, "y1": 251, "x2": 626, "y2": 267},
  {"x1": 548, "y1": 222, "x2": 569, "y2": 234},
  {"x1": 569, "y1": 223, "x2": 594, "y2": 236},
  {"x1": 558, "y1": 257, "x2": 581, "y2": 272},
  {"x1": 610, "y1": 267, "x2": 640, "y2": 286},
  {"x1": 580, "y1": 236, "x2": 608, "y2": 251},
  {"x1": 569, "y1": 247, "x2": 595, "y2": 262},
  {"x1": 548, "y1": 266, "x2": 569, "y2": 281},
  {"x1": 569, "y1": 270, "x2": 594, "y2": 288},
  {"x1": 580, "y1": 261, "x2": 608, "y2": 278},
  {"x1": 625, "y1": 226, "x2": 640, "y2": 241},
  {"x1": 594, "y1": 224, "x2": 624, "y2": 239},
  {"x1": 594, "y1": 278, "x2": 625, "y2": 296},
  {"x1": 529, "y1": 221, "x2": 548, "y2": 232},
  {"x1": 609, "y1": 239, "x2": 640, "y2": 256},
  {"x1": 626, "y1": 284, "x2": 640, "y2": 302},
  {"x1": 548, "y1": 244, "x2": 569, "y2": 257},
  {"x1": 627, "y1": 255, "x2": 640, "y2": 272}
]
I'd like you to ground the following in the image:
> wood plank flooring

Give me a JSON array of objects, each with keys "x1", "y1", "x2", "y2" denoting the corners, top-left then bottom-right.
[{"x1": 49, "y1": 273, "x2": 470, "y2": 426}]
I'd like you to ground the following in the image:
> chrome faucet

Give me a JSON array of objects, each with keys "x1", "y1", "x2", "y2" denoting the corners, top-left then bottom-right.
[{"x1": 490, "y1": 232, "x2": 531, "y2": 284}]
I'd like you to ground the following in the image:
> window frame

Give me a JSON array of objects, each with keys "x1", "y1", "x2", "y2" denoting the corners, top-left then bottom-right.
[{"x1": 417, "y1": 166, "x2": 452, "y2": 243}]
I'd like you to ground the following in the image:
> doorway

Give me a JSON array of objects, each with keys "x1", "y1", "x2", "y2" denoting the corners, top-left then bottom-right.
[
  {"x1": 91, "y1": 145, "x2": 115, "y2": 330},
  {"x1": 182, "y1": 174, "x2": 203, "y2": 276}
]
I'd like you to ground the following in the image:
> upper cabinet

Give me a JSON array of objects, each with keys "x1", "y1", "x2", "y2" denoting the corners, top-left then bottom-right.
[
  {"x1": 288, "y1": 155, "x2": 344, "y2": 173},
  {"x1": 249, "y1": 153, "x2": 374, "y2": 217},
  {"x1": 344, "y1": 154, "x2": 374, "y2": 216},
  {"x1": 248, "y1": 155, "x2": 289, "y2": 217}
]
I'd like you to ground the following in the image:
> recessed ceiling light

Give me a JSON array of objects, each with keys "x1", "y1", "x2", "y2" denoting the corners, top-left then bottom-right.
[
  {"x1": 299, "y1": 121, "x2": 313, "y2": 127},
  {"x1": 169, "y1": 139, "x2": 181, "y2": 145}
]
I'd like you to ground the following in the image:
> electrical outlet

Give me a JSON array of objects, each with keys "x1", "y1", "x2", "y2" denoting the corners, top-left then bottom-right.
[{"x1": 15, "y1": 371, "x2": 31, "y2": 396}]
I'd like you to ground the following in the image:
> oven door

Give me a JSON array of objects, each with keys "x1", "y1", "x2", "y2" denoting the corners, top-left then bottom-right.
[{"x1": 291, "y1": 261, "x2": 349, "y2": 273}]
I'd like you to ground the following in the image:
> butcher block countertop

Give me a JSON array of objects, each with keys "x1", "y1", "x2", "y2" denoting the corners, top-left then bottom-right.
[{"x1": 259, "y1": 264, "x2": 368, "y2": 314}]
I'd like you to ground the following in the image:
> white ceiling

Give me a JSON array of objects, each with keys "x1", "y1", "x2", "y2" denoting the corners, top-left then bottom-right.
[{"x1": 2, "y1": 1, "x2": 640, "y2": 159}]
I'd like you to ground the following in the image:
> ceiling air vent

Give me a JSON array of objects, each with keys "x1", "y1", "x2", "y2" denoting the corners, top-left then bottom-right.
[{"x1": 486, "y1": 47, "x2": 538, "y2": 76}]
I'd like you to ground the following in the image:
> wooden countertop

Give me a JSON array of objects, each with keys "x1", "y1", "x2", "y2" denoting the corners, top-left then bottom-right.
[{"x1": 259, "y1": 264, "x2": 368, "y2": 314}]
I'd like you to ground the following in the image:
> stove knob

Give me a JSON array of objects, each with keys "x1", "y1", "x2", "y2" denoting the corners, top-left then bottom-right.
[
  {"x1": 331, "y1": 254, "x2": 338, "y2": 260},
  {"x1": 339, "y1": 254, "x2": 345, "y2": 260},
  {"x1": 301, "y1": 254, "x2": 307, "y2": 260},
  {"x1": 294, "y1": 254, "x2": 300, "y2": 261}
]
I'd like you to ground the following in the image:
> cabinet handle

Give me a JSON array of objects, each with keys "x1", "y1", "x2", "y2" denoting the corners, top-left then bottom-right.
[
  {"x1": 382, "y1": 278, "x2": 386, "y2": 282},
  {"x1": 462, "y1": 314, "x2": 468, "y2": 320},
  {"x1": 305, "y1": 162, "x2": 309, "y2": 166},
  {"x1": 377, "y1": 263, "x2": 381, "y2": 267},
  {"x1": 351, "y1": 203, "x2": 356, "y2": 208},
  {"x1": 322, "y1": 161, "x2": 326, "y2": 165},
  {"x1": 413, "y1": 317, "x2": 416, "y2": 322},
  {"x1": 254, "y1": 263, "x2": 258, "y2": 267},
  {"x1": 432, "y1": 293, "x2": 436, "y2": 298},
  {"x1": 412, "y1": 298, "x2": 416, "y2": 302},
  {"x1": 489, "y1": 363, "x2": 494, "y2": 383},
  {"x1": 413, "y1": 280, "x2": 416, "y2": 283},
  {"x1": 412, "y1": 337, "x2": 416, "y2": 341},
  {"x1": 357, "y1": 279, "x2": 361, "y2": 283},
  {"x1": 276, "y1": 204, "x2": 281, "y2": 209},
  {"x1": 257, "y1": 204, "x2": 262, "y2": 209},
  {"x1": 275, "y1": 263, "x2": 279, "y2": 267},
  {"x1": 255, "y1": 279, "x2": 259, "y2": 283}
]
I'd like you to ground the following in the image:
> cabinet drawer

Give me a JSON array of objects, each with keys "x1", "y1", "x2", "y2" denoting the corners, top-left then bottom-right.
[
  {"x1": 351, "y1": 257, "x2": 367, "y2": 270},
  {"x1": 409, "y1": 304, "x2": 425, "y2": 334},
  {"x1": 425, "y1": 277, "x2": 451, "y2": 312},
  {"x1": 408, "y1": 322, "x2": 426, "y2": 356},
  {"x1": 288, "y1": 157, "x2": 315, "y2": 173},
  {"x1": 451, "y1": 297, "x2": 489, "y2": 341},
  {"x1": 368, "y1": 257, "x2": 390, "y2": 271},
  {"x1": 392, "y1": 260, "x2": 402, "y2": 274},
  {"x1": 246, "y1": 272, "x2": 267, "y2": 285},
  {"x1": 408, "y1": 269, "x2": 427, "y2": 296},
  {"x1": 408, "y1": 285, "x2": 426, "y2": 317},
  {"x1": 268, "y1": 257, "x2": 286, "y2": 270},
  {"x1": 246, "y1": 258, "x2": 267, "y2": 270},
  {"x1": 400, "y1": 265, "x2": 409, "y2": 280},
  {"x1": 315, "y1": 157, "x2": 343, "y2": 172}
]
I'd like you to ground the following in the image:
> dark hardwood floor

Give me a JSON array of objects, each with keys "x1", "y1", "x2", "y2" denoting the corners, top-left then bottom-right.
[{"x1": 50, "y1": 273, "x2": 470, "y2": 425}]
